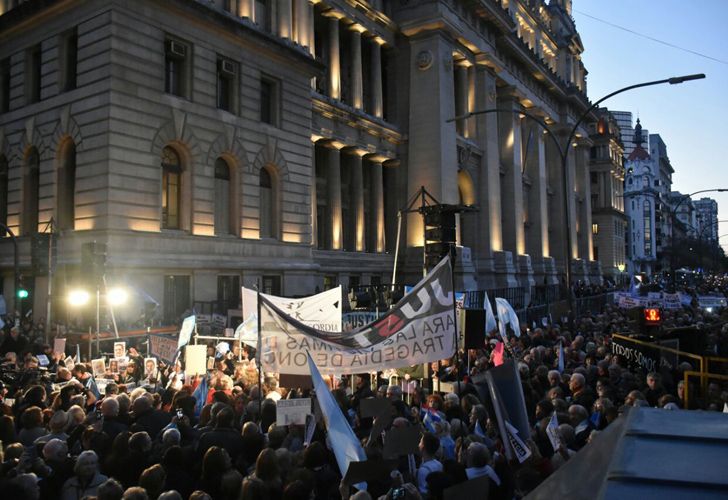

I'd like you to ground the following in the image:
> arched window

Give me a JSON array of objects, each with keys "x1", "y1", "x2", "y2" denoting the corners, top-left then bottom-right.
[
  {"x1": 214, "y1": 158, "x2": 233, "y2": 235},
  {"x1": 58, "y1": 141, "x2": 76, "y2": 230},
  {"x1": 23, "y1": 147, "x2": 40, "y2": 235},
  {"x1": 259, "y1": 167, "x2": 276, "y2": 238},
  {"x1": 161, "y1": 146, "x2": 182, "y2": 229},
  {"x1": 0, "y1": 155, "x2": 7, "y2": 228}
]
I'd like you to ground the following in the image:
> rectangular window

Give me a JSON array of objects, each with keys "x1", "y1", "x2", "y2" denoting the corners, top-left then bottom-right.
[
  {"x1": 260, "y1": 76, "x2": 279, "y2": 126},
  {"x1": 217, "y1": 275, "x2": 241, "y2": 313},
  {"x1": 216, "y1": 57, "x2": 237, "y2": 112},
  {"x1": 262, "y1": 275, "x2": 281, "y2": 295},
  {"x1": 26, "y1": 44, "x2": 41, "y2": 104},
  {"x1": 60, "y1": 28, "x2": 78, "y2": 92},
  {"x1": 0, "y1": 58, "x2": 9, "y2": 113},
  {"x1": 163, "y1": 275, "x2": 190, "y2": 324},
  {"x1": 165, "y1": 38, "x2": 190, "y2": 98}
]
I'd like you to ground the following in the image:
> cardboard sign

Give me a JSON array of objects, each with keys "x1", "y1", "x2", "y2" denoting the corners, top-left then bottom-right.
[
  {"x1": 360, "y1": 398, "x2": 392, "y2": 419},
  {"x1": 113, "y1": 342, "x2": 127, "y2": 359},
  {"x1": 443, "y1": 474, "x2": 491, "y2": 500},
  {"x1": 343, "y1": 459, "x2": 399, "y2": 485},
  {"x1": 383, "y1": 426, "x2": 421, "y2": 458},
  {"x1": 149, "y1": 334, "x2": 178, "y2": 364},
  {"x1": 53, "y1": 338, "x2": 66, "y2": 355},
  {"x1": 95, "y1": 378, "x2": 115, "y2": 395},
  {"x1": 91, "y1": 358, "x2": 106, "y2": 377},
  {"x1": 185, "y1": 345, "x2": 207, "y2": 376},
  {"x1": 276, "y1": 398, "x2": 312, "y2": 426},
  {"x1": 144, "y1": 358, "x2": 158, "y2": 379}
]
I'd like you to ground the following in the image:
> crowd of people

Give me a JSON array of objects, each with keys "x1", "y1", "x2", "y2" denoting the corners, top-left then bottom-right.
[{"x1": 0, "y1": 278, "x2": 726, "y2": 500}]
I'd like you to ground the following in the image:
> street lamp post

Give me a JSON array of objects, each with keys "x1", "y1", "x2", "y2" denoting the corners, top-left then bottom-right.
[{"x1": 449, "y1": 74, "x2": 705, "y2": 320}]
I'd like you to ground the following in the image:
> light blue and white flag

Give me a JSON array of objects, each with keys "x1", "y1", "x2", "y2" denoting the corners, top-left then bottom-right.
[
  {"x1": 495, "y1": 298, "x2": 521, "y2": 339},
  {"x1": 308, "y1": 353, "x2": 367, "y2": 487},
  {"x1": 557, "y1": 341, "x2": 565, "y2": 373},
  {"x1": 546, "y1": 412, "x2": 560, "y2": 452},
  {"x1": 178, "y1": 315, "x2": 196, "y2": 349},
  {"x1": 484, "y1": 292, "x2": 497, "y2": 334}
]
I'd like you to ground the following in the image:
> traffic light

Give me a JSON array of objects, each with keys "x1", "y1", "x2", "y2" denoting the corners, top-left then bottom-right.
[
  {"x1": 31, "y1": 232, "x2": 54, "y2": 276},
  {"x1": 422, "y1": 205, "x2": 457, "y2": 269},
  {"x1": 17, "y1": 275, "x2": 29, "y2": 299}
]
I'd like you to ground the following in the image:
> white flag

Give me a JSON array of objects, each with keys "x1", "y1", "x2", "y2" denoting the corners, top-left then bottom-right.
[
  {"x1": 484, "y1": 292, "x2": 497, "y2": 334},
  {"x1": 495, "y1": 297, "x2": 521, "y2": 338}
]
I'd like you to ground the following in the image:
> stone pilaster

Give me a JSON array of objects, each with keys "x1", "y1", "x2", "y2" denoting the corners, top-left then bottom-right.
[
  {"x1": 370, "y1": 158, "x2": 385, "y2": 252},
  {"x1": 326, "y1": 14, "x2": 341, "y2": 100},
  {"x1": 325, "y1": 143, "x2": 343, "y2": 250},
  {"x1": 370, "y1": 39, "x2": 383, "y2": 118},
  {"x1": 278, "y1": 0, "x2": 293, "y2": 39},
  {"x1": 349, "y1": 27, "x2": 364, "y2": 110},
  {"x1": 497, "y1": 91, "x2": 526, "y2": 257}
]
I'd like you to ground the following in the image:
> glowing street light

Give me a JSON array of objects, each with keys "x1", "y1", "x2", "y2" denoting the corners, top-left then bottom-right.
[{"x1": 68, "y1": 289, "x2": 90, "y2": 306}]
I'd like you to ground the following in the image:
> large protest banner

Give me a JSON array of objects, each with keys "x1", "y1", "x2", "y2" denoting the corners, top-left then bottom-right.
[
  {"x1": 259, "y1": 257, "x2": 456, "y2": 375},
  {"x1": 239, "y1": 286, "x2": 343, "y2": 348},
  {"x1": 611, "y1": 335, "x2": 676, "y2": 372}
]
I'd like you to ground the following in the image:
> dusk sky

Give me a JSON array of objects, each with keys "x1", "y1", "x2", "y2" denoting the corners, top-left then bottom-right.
[{"x1": 575, "y1": 0, "x2": 728, "y2": 249}]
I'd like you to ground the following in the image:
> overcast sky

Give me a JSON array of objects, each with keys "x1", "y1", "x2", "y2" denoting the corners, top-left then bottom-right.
[{"x1": 575, "y1": 0, "x2": 728, "y2": 249}]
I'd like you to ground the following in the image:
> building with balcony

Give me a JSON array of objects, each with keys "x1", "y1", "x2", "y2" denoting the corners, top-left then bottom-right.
[
  {"x1": 0, "y1": 0, "x2": 598, "y2": 327},
  {"x1": 588, "y1": 108, "x2": 626, "y2": 283}
]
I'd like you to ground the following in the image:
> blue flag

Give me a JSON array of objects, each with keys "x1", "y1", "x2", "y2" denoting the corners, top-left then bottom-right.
[
  {"x1": 557, "y1": 341, "x2": 565, "y2": 373},
  {"x1": 308, "y1": 353, "x2": 366, "y2": 487},
  {"x1": 421, "y1": 408, "x2": 442, "y2": 434},
  {"x1": 192, "y1": 375, "x2": 208, "y2": 417}
]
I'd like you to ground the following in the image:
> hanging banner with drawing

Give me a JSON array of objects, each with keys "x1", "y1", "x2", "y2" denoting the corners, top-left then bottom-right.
[
  {"x1": 239, "y1": 286, "x2": 343, "y2": 348},
  {"x1": 259, "y1": 257, "x2": 456, "y2": 375}
]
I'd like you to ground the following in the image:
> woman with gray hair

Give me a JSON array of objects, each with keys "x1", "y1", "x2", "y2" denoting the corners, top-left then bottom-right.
[{"x1": 60, "y1": 450, "x2": 108, "y2": 500}]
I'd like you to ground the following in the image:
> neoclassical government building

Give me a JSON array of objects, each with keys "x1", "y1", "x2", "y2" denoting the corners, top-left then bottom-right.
[{"x1": 0, "y1": 0, "x2": 599, "y2": 324}]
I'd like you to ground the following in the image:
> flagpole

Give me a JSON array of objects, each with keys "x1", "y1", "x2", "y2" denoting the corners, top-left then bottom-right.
[
  {"x1": 449, "y1": 249, "x2": 461, "y2": 396},
  {"x1": 256, "y1": 281, "x2": 263, "y2": 423}
]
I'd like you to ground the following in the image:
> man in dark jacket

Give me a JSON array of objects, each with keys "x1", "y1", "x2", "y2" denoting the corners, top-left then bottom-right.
[{"x1": 196, "y1": 406, "x2": 245, "y2": 462}]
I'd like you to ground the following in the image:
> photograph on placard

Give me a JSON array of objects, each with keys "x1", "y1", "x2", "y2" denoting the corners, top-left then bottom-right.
[
  {"x1": 91, "y1": 358, "x2": 106, "y2": 377},
  {"x1": 144, "y1": 357, "x2": 158, "y2": 379},
  {"x1": 113, "y1": 342, "x2": 126, "y2": 359},
  {"x1": 108, "y1": 358, "x2": 119, "y2": 374},
  {"x1": 117, "y1": 357, "x2": 129, "y2": 375}
]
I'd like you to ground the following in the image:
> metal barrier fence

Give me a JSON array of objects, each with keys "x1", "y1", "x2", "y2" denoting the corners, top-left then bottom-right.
[{"x1": 683, "y1": 371, "x2": 728, "y2": 410}]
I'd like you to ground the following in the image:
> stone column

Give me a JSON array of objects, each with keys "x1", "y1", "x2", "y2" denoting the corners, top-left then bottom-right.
[
  {"x1": 370, "y1": 39, "x2": 383, "y2": 118},
  {"x1": 406, "y1": 33, "x2": 458, "y2": 246},
  {"x1": 455, "y1": 63, "x2": 468, "y2": 136},
  {"x1": 311, "y1": 141, "x2": 318, "y2": 248},
  {"x1": 576, "y1": 143, "x2": 593, "y2": 262},
  {"x1": 326, "y1": 143, "x2": 343, "y2": 250},
  {"x1": 239, "y1": 0, "x2": 254, "y2": 18},
  {"x1": 497, "y1": 91, "x2": 526, "y2": 256},
  {"x1": 347, "y1": 150, "x2": 365, "y2": 251},
  {"x1": 524, "y1": 120, "x2": 549, "y2": 260},
  {"x1": 370, "y1": 158, "x2": 385, "y2": 252},
  {"x1": 326, "y1": 14, "x2": 341, "y2": 100},
  {"x1": 278, "y1": 0, "x2": 293, "y2": 39},
  {"x1": 294, "y1": 0, "x2": 308, "y2": 47},
  {"x1": 350, "y1": 27, "x2": 364, "y2": 110},
  {"x1": 308, "y1": 1, "x2": 316, "y2": 55}
]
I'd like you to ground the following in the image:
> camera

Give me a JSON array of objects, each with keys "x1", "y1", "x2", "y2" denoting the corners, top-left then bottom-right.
[{"x1": 391, "y1": 487, "x2": 406, "y2": 500}]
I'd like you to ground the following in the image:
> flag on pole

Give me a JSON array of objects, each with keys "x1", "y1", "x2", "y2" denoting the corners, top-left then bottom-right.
[
  {"x1": 557, "y1": 341, "x2": 565, "y2": 373},
  {"x1": 192, "y1": 375, "x2": 208, "y2": 418},
  {"x1": 75, "y1": 344, "x2": 81, "y2": 363},
  {"x1": 495, "y1": 298, "x2": 521, "y2": 339},
  {"x1": 504, "y1": 420, "x2": 532, "y2": 463},
  {"x1": 493, "y1": 341, "x2": 505, "y2": 367},
  {"x1": 629, "y1": 275, "x2": 639, "y2": 297},
  {"x1": 308, "y1": 353, "x2": 367, "y2": 487},
  {"x1": 484, "y1": 292, "x2": 497, "y2": 334}
]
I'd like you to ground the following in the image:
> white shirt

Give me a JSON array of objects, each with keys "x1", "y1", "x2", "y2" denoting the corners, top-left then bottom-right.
[{"x1": 266, "y1": 390, "x2": 282, "y2": 402}]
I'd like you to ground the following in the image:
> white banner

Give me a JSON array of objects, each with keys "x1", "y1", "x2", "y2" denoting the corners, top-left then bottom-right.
[
  {"x1": 239, "y1": 286, "x2": 343, "y2": 348},
  {"x1": 260, "y1": 258, "x2": 456, "y2": 375},
  {"x1": 663, "y1": 293, "x2": 682, "y2": 309},
  {"x1": 698, "y1": 295, "x2": 727, "y2": 308}
]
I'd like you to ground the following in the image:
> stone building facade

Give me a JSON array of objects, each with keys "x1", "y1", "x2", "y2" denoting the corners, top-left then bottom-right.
[
  {"x1": 588, "y1": 109, "x2": 626, "y2": 283},
  {"x1": 0, "y1": 0, "x2": 599, "y2": 326}
]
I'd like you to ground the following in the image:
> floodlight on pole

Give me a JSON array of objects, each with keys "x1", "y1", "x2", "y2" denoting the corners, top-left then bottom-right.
[
  {"x1": 107, "y1": 287, "x2": 128, "y2": 306},
  {"x1": 68, "y1": 289, "x2": 90, "y2": 306}
]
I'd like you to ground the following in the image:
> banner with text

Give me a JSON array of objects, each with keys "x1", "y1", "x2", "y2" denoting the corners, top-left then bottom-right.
[
  {"x1": 259, "y1": 257, "x2": 456, "y2": 375},
  {"x1": 239, "y1": 286, "x2": 343, "y2": 348},
  {"x1": 150, "y1": 334, "x2": 179, "y2": 364}
]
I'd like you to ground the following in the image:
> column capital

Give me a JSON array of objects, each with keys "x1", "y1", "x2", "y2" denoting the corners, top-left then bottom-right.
[
  {"x1": 343, "y1": 146, "x2": 368, "y2": 157},
  {"x1": 322, "y1": 8, "x2": 345, "y2": 20},
  {"x1": 348, "y1": 23, "x2": 367, "y2": 34}
]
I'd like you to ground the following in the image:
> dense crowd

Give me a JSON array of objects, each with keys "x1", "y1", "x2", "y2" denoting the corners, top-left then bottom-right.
[{"x1": 0, "y1": 280, "x2": 727, "y2": 500}]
